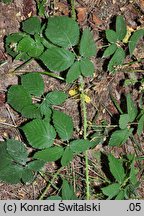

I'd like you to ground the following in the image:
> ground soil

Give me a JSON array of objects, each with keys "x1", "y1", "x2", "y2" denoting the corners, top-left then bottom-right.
[{"x1": 0, "y1": 0, "x2": 144, "y2": 199}]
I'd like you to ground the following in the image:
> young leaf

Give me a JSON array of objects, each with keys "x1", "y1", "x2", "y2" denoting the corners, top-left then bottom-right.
[
  {"x1": 40, "y1": 47, "x2": 75, "y2": 72},
  {"x1": 129, "y1": 29, "x2": 144, "y2": 56},
  {"x1": 27, "y1": 160, "x2": 45, "y2": 172},
  {"x1": 108, "y1": 154, "x2": 126, "y2": 184},
  {"x1": 66, "y1": 61, "x2": 81, "y2": 83},
  {"x1": 22, "y1": 119, "x2": 56, "y2": 149},
  {"x1": 116, "y1": 15, "x2": 127, "y2": 41},
  {"x1": 6, "y1": 139, "x2": 28, "y2": 165},
  {"x1": 22, "y1": 16, "x2": 41, "y2": 35},
  {"x1": 137, "y1": 114, "x2": 144, "y2": 136},
  {"x1": 34, "y1": 146, "x2": 64, "y2": 162},
  {"x1": 61, "y1": 147, "x2": 73, "y2": 166},
  {"x1": 80, "y1": 28, "x2": 96, "y2": 57},
  {"x1": 126, "y1": 94, "x2": 138, "y2": 122},
  {"x1": 115, "y1": 190, "x2": 125, "y2": 200},
  {"x1": 21, "y1": 73, "x2": 44, "y2": 97},
  {"x1": 102, "y1": 44, "x2": 117, "y2": 58},
  {"x1": 109, "y1": 128, "x2": 133, "y2": 146},
  {"x1": 119, "y1": 114, "x2": 129, "y2": 129},
  {"x1": 44, "y1": 91, "x2": 68, "y2": 105},
  {"x1": 108, "y1": 47, "x2": 125, "y2": 72},
  {"x1": 62, "y1": 179, "x2": 74, "y2": 200},
  {"x1": 53, "y1": 110, "x2": 73, "y2": 141},
  {"x1": 70, "y1": 139, "x2": 91, "y2": 153},
  {"x1": 102, "y1": 183, "x2": 120, "y2": 199},
  {"x1": 80, "y1": 58, "x2": 94, "y2": 77},
  {"x1": 7, "y1": 85, "x2": 32, "y2": 113},
  {"x1": 105, "y1": 30, "x2": 118, "y2": 43},
  {"x1": 45, "y1": 16, "x2": 80, "y2": 48}
]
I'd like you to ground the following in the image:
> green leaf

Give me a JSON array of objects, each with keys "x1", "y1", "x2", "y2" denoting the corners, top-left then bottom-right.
[
  {"x1": 115, "y1": 190, "x2": 125, "y2": 200},
  {"x1": 21, "y1": 73, "x2": 44, "y2": 97},
  {"x1": 129, "y1": 159, "x2": 138, "y2": 185},
  {"x1": 45, "y1": 16, "x2": 79, "y2": 48},
  {"x1": 137, "y1": 114, "x2": 144, "y2": 136},
  {"x1": 70, "y1": 139, "x2": 91, "y2": 153},
  {"x1": 108, "y1": 154, "x2": 126, "y2": 184},
  {"x1": 66, "y1": 61, "x2": 81, "y2": 83},
  {"x1": 27, "y1": 160, "x2": 45, "y2": 172},
  {"x1": 119, "y1": 114, "x2": 129, "y2": 129},
  {"x1": 102, "y1": 44, "x2": 117, "y2": 58},
  {"x1": 53, "y1": 110, "x2": 73, "y2": 141},
  {"x1": 21, "y1": 104, "x2": 41, "y2": 119},
  {"x1": 109, "y1": 128, "x2": 133, "y2": 146},
  {"x1": 21, "y1": 168, "x2": 34, "y2": 183},
  {"x1": 34, "y1": 146, "x2": 64, "y2": 162},
  {"x1": 126, "y1": 94, "x2": 138, "y2": 122},
  {"x1": 40, "y1": 47, "x2": 75, "y2": 72},
  {"x1": 102, "y1": 183, "x2": 120, "y2": 199},
  {"x1": 5, "y1": 33, "x2": 24, "y2": 58},
  {"x1": 22, "y1": 17, "x2": 41, "y2": 35},
  {"x1": 80, "y1": 58, "x2": 94, "y2": 77},
  {"x1": 61, "y1": 147, "x2": 73, "y2": 166},
  {"x1": 108, "y1": 47, "x2": 125, "y2": 72},
  {"x1": 7, "y1": 85, "x2": 32, "y2": 113},
  {"x1": 44, "y1": 91, "x2": 68, "y2": 105},
  {"x1": 22, "y1": 119, "x2": 56, "y2": 149},
  {"x1": 62, "y1": 179, "x2": 74, "y2": 200},
  {"x1": 40, "y1": 103, "x2": 52, "y2": 119},
  {"x1": 27, "y1": 39, "x2": 44, "y2": 58},
  {"x1": 80, "y1": 28, "x2": 96, "y2": 57},
  {"x1": 17, "y1": 36, "x2": 35, "y2": 52},
  {"x1": 6, "y1": 139, "x2": 28, "y2": 165},
  {"x1": 47, "y1": 196, "x2": 62, "y2": 200},
  {"x1": 105, "y1": 30, "x2": 118, "y2": 43},
  {"x1": 15, "y1": 52, "x2": 30, "y2": 61},
  {"x1": 129, "y1": 29, "x2": 144, "y2": 56},
  {"x1": 116, "y1": 15, "x2": 127, "y2": 41}
]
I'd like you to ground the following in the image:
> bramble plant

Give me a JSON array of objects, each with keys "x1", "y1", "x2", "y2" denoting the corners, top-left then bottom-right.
[{"x1": 1, "y1": 13, "x2": 144, "y2": 200}]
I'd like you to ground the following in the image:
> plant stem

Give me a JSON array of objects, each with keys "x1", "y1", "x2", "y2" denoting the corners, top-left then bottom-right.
[
  {"x1": 79, "y1": 76, "x2": 90, "y2": 200},
  {"x1": 9, "y1": 58, "x2": 33, "y2": 74},
  {"x1": 39, "y1": 167, "x2": 63, "y2": 200},
  {"x1": 70, "y1": 0, "x2": 76, "y2": 20}
]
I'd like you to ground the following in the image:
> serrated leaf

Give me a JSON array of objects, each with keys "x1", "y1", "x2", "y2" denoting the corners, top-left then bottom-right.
[
  {"x1": 22, "y1": 119, "x2": 56, "y2": 149},
  {"x1": 106, "y1": 30, "x2": 118, "y2": 43},
  {"x1": 80, "y1": 28, "x2": 96, "y2": 57},
  {"x1": 21, "y1": 73, "x2": 44, "y2": 96},
  {"x1": 80, "y1": 58, "x2": 94, "y2": 77},
  {"x1": 129, "y1": 160, "x2": 138, "y2": 185},
  {"x1": 61, "y1": 147, "x2": 73, "y2": 166},
  {"x1": 70, "y1": 139, "x2": 91, "y2": 153},
  {"x1": 40, "y1": 103, "x2": 52, "y2": 120},
  {"x1": 40, "y1": 47, "x2": 75, "y2": 72},
  {"x1": 27, "y1": 160, "x2": 45, "y2": 172},
  {"x1": 62, "y1": 179, "x2": 74, "y2": 200},
  {"x1": 7, "y1": 85, "x2": 32, "y2": 113},
  {"x1": 115, "y1": 190, "x2": 125, "y2": 200},
  {"x1": 137, "y1": 114, "x2": 144, "y2": 136},
  {"x1": 22, "y1": 17, "x2": 41, "y2": 35},
  {"x1": 34, "y1": 146, "x2": 64, "y2": 162},
  {"x1": 45, "y1": 16, "x2": 79, "y2": 48},
  {"x1": 108, "y1": 154, "x2": 126, "y2": 184},
  {"x1": 5, "y1": 33, "x2": 24, "y2": 58},
  {"x1": 15, "y1": 52, "x2": 30, "y2": 61},
  {"x1": 66, "y1": 61, "x2": 81, "y2": 83},
  {"x1": 6, "y1": 139, "x2": 28, "y2": 165},
  {"x1": 109, "y1": 128, "x2": 133, "y2": 146},
  {"x1": 21, "y1": 104, "x2": 41, "y2": 119},
  {"x1": 27, "y1": 40, "x2": 44, "y2": 58},
  {"x1": 119, "y1": 114, "x2": 129, "y2": 129},
  {"x1": 129, "y1": 29, "x2": 144, "y2": 56},
  {"x1": 17, "y1": 36, "x2": 35, "y2": 52},
  {"x1": 108, "y1": 47, "x2": 125, "y2": 72},
  {"x1": 44, "y1": 91, "x2": 68, "y2": 105},
  {"x1": 21, "y1": 168, "x2": 34, "y2": 183},
  {"x1": 102, "y1": 44, "x2": 117, "y2": 58},
  {"x1": 53, "y1": 110, "x2": 73, "y2": 141},
  {"x1": 126, "y1": 94, "x2": 138, "y2": 122},
  {"x1": 116, "y1": 15, "x2": 127, "y2": 41},
  {"x1": 102, "y1": 183, "x2": 120, "y2": 199}
]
